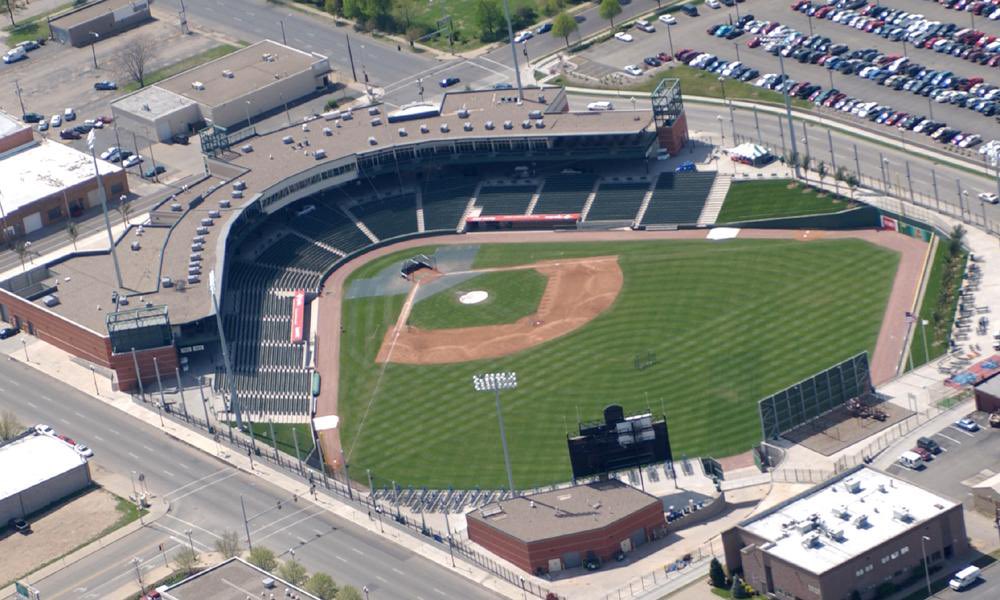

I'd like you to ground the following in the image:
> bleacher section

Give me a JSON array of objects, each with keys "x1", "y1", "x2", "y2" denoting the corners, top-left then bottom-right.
[
  {"x1": 288, "y1": 204, "x2": 372, "y2": 255},
  {"x1": 256, "y1": 233, "x2": 341, "y2": 274},
  {"x1": 477, "y1": 185, "x2": 537, "y2": 216},
  {"x1": 422, "y1": 178, "x2": 477, "y2": 231},
  {"x1": 532, "y1": 175, "x2": 596, "y2": 214},
  {"x1": 641, "y1": 172, "x2": 717, "y2": 226},
  {"x1": 350, "y1": 194, "x2": 419, "y2": 241},
  {"x1": 586, "y1": 182, "x2": 649, "y2": 221}
]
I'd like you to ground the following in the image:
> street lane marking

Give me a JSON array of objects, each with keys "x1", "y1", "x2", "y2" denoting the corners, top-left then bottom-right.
[
  {"x1": 163, "y1": 467, "x2": 231, "y2": 497},
  {"x1": 178, "y1": 462, "x2": 192, "y2": 470},
  {"x1": 163, "y1": 469, "x2": 175, "y2": 477},
  {"x1": 59, "y1": 417, "x2": 70, "y2": 425},
  {"x1": 151, "y1": 522, "x2": 215, "y2": 551},
  {"x1": 336, "y1": 555, "x2": 348, "y2": 562},
  {"x1": 377, "y1": 575, "x2": 387, "y2": 583},
  {"x1": 93, "y1": 435, "x2": 104, "y2": 442},
  {"x1": 143, "y1": 445, "x2": 154, "y2": 452},
  {"x1": 255, "y1": 510, "x2": 324, "y2": 543},
  {"x1": 434, "y1": 588, "x2": 446, "y2": 595},
  {"x1": 128, "y1": 451, "x2": 140, "y2": 459},
  {"x1": 42, "y1": 395, "x2": 54, "y2": 402},
  {"x1": 167, "y1": 471, "x2": 240, "y2": 502},
  {"x1": 936, "y1": 432, "x2": 962, "y2": 444},
  {"x1": 392, "y1": 568, "x2": 404, "y2": 575},
  {"x1": 163, "y1": 514, "x2": 222, "y2": 539},
  {"x1": 109, "y1": 428, "x2": 120, "y2": 435},
  {"x1": 351, "y1": 548, "x2": 365, "y2": 555},
  {"x1": 950, "y1": 426, "x2": 976, "y2": 437},
  {"x1": 26, "y1": 400, "x2": 36, "y2": 408}
]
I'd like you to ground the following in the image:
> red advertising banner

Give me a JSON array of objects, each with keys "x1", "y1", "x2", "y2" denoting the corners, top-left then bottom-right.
[
  {"x1": 291, "y1": 289, "x2": 305, "y2": 343},
  {"x1": 880, "y1": 215, "x2": 898, "y2": 232},
  {"x1": 466, "y1": 213, "x2": 581, "y2": 223}
]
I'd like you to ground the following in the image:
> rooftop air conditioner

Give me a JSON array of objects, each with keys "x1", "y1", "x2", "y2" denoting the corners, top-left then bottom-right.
[
  {"x1": 240, "y1": 144, "x2": 253, "y2": 153},
  {"x1": 485, "y1": 120, "x2": 495, "y2": 130},
  {"x1": 161, "y1": 277, "x2": 173, "y2": 288},
  {"x1": 191, "y1": 242, "x2": 203, "y2": 252},
  {"x1": 190, "y1": 253, "x2": 202, "y2": 262},
  {"x1": 463, "y1": 122, "x2": 473, "y2": 131},
  {"x1": 170, "y1": 203, "x2": 182, "y2": 212},
  {"x1": 188, "y1": 265, "x2": 201, "y2": 275},
  {"x1": 219, "y1": 199, "x2": 231, "y2": 209},
  {"x1": 853, "y1": 514, "x2": 868, "y2": 528},
  {"x1": 368, "y1": 106, "x2": 380, "y2": 116},
  {"x1": 261, "y1": 53, "x2": 275, "y2": 62},
  {"x1": 440, "y1": 123, "x2": 449, "y2": 132},
  {"x1": 187, "y1": 275, "x2": 200, "y2": 284},
  {"x1": 458, "y1": 107, "x2": 470, "y2": 118},
  {"x1": 843, "y1": 479, "x2": 861, "y2": 494},
  {"x1": 130, "y1": 241, "x2": 141, "y2": 251},
  {"x1": 420, "y1": 124, "x2": 429, "y2": 133},
  {"x1": 534, "y1": 119, "x2": 545, "y2": 128},
  {"x1": 208, "y1": 209, "x2": 221, "y2": 218},
  {"x1": 282, "y1": 136, "x2": 294, "y2": 144},
  {"x1": 200, "y1": 218, "x2": 214, "y2": 227},
  {"x1": 528, "y1": 110, "x2": 543, "y2": 119},
  {"x1": 893, "y1": 507, "x2": 912, "y2": 522},
  {"x1": 503, "y1": 120, "x2": 513, "y2": 130},
  {"x1": 191, "y1": 81, "x2": 205, "y2": 91},
  {"x1": 521, "y1": 120, "x2": 532, "y2": 129},
  {"x1": 314, "y1": 149, "x2": 326, "y2": 159},
  {"x1": 371, "y1": 117, "x2": 382, "y2": 126},
  {"x1": 397, "y1": 128, "x2": 407, "y2": 137},
  {"x1": 341, "y1": 110, "x2": 353, "y2": 121},
  {"x1": 323, "y1": 127, "x2": 332, "y2": 136},
  {"x1": 231, "y1": 190, "x2": 244, "y2": 199},
  {"x1": 192, "y1": 235, "x2": 205, "y2": 244},
  {"x1": 368, "y1": 136, "x2": 377, "y2": 145}
]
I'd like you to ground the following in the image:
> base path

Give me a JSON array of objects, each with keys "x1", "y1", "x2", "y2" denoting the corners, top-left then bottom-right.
[{"x1": 314, "y1": 228, "x2": 927, "y2": 475}]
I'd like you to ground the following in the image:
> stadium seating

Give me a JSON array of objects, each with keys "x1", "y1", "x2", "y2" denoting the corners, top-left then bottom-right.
[
  {"x1": 641, "y1": 172, "x2": 717, "y2": 225},
  {"x1": 288, "y1": 204, "x2": 372, "y2": 255},
  {"x1": 477, "y1": 185, "x2": 537, "y2": 216},
  {"x1": 256, "y1": 233, "x2": 341, "y2": 274},
  {"x1": 422, "y1": 178, "x2": 477, "y2": 231},
  {"x1": 586, "y1": 182, "x2": 649, "y2": 221},
  {"x1": 532, "y1": 175, "x2": 596, "y2": 214},
  {"x1": 350, "y1": 194, "x2": 419, "y2": 241}
]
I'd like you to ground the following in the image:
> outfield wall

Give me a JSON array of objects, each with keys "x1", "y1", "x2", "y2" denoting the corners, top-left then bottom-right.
[{"x1": 712, "y1": 206, "x2": 881, "y2": 231}]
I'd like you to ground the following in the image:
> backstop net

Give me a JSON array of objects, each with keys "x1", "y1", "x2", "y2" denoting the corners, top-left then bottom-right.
[{"x1": 758, "y1": 352, "x2": 872, "y2": 441}]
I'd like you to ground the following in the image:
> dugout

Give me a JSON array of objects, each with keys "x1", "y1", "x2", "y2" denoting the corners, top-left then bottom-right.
[{"x1": 464, "y1": 214, "x2": 580, "y2": 231}]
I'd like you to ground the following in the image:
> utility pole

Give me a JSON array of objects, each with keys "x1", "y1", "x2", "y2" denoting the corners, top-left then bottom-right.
[
  {"x1": 210, "y1": 270, "x2": 241, "y2": 431},
  {"x1": 280, "y1": 20, "x2": 287, "y2": 46},
  {"x1": 86, "y1": 130, "x2": 124, "y2": 289},
  {"x1": 178, "y1": 0, "x2": 189, "y2": 34},
  {"x1": 501, "y1": 0, "x2": 524, "y2": 101},
  {"x1": 346, "y1": 34, "x2": 358, "y2": 82},
  {"x1": 778, "y1": 54, "x2": 801, "y2": 179},
  {"x1": 14, "y1": 79, "x2": 26, "y2": 117}
]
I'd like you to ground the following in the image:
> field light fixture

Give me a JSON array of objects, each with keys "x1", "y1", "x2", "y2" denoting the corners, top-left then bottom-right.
[{"x1": 473, "y1": 371, "x2": 518, "y2": 492}]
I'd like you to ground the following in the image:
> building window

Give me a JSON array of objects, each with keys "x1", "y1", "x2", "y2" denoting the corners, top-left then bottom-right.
[
  {"x1": 856, "y1": 569, "x2": 864, "y2": 578},
  {"x1": 808, "y1": 584, "x2": 820, "y2": 595},
  {"x1": 881, "y1": 556, "x2": 890, "y2": 564},
  {"x1": 865, "y1": 564, "x2": 873, "y2": 573},
  {"x1": 900, "y1": 546, "x2": 909, "y2": 555},
  {"x1": 891, "y1": 551, "x2": 899, "y2": 560}
]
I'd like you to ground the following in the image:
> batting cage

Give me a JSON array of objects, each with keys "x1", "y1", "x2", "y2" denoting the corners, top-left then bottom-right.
[{"x1": 757, "y1": 352, "x2": 872, "y2": 441}]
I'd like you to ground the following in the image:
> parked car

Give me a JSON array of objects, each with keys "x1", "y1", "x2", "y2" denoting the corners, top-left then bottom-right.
[
  {"x1": 680, "y1": 4, "x2": 699, "y2": 17},
  {"x1": 37, "y1": 121, "x2": 48, "y2": 132},
  {"x1": 536, "y1": 23, "x2": 552, "y2": 34},
  {"x1": 916, "y1": 436, "x2": 941, "y2": 454},
  {"x1": 623, "y1": 64, "x2": 644, "y2": 76},
  {"x1": 34, "y1": 424, "x2": 53, "y2": 435},
  {"x1": 643, "y1": 56, "x2": 662, "y2": 67},
  {"x1": 614, "y1": 31, "x2": 634, "y2": 42},
  {"x1": 63, "y1": 107, "x2": 76, "y2": 121},
  {"x1": 93, "y1": 80, "x2": 117, "y2": 91},
  {"x1": 59, "y1": 129, "x2": 81, "y2": 140},
  {"x1": 980, "y1": 192, "x2": 1000, "y2": 204},
  {"x1": 635, "y1": 19, "x2": 655, "y2": 33},
  {"x1": 439, "y1": 77, "x2": 460, "y2": 88},
  {"x1": 22, "y1": 112, "x2": 44, "y2": 123},
  {"x1": 0, "y1": 325, "x2": 17, "y2": 339},
  {"x1": 658, "y1": 14, "x2": 677, "y2": 25},
  {"x1": 100, "y1": 146, "x2": 120, "y2": 161},
  {"x1": 955, "y1": 418, "x2": 979, "y2": 432},
  {"x1": 911, "y1": 446, "x2": 932, "y2": 461},
  {"x1": 143, "y1": 165, "x2": 166, "y2": 178},
  {"x1": 56, "y1": 434, "x2": 76, "y2": 446},
  {"x1": 122, "y1": 155, "x2": 144, "y2": 168},
  {"x1": 513, "y1": 30, "x2": 533, "y2": 43},
  {"x1": 75, "y1": 443, "x2": 94, "y2": 458}
]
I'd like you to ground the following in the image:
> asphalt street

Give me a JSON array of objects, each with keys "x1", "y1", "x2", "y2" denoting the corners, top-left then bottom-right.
[{"x1": 0, "y1": 356, "x2": 497, "y2": 600}]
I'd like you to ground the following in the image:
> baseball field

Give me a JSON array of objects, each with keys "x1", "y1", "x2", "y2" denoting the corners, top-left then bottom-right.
[{"x1": 335, "y1": 236, "x2": 901, "y2": 490}]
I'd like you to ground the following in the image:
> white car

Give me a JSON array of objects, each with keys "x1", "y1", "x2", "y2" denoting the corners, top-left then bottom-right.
[
  {"x1": 50, "y1": 114, "x2": 61, "y2": 127},
  {"x1": 513, "y1": 30, "x2": 533, "y2": 43},
  {"x1": 84, "y1": 118, "x2": 103, "y2": 129},
  {"x1": 614, "y1": 31, "x2": 633, "y2": 43},
  {"x1": 979, "y1": 193, "x2": 999, "y2": 204},
  {"x1": 122, "y1": 155, "x2": 143, "y2": 168},
  {"x1": 706, "y1": 0, "x2": 721, "y2": 7},
  {"x1": 658, "y1": 14, "x2": 677, "y2": 25},
  {"x1": 75, "y1": 443, "x2": 94, "y2": 458},
  {"x1": 35, "y1": 424, "x2": 54, "y2": 435},
  {"x1": 64, "y1": 107, "x2": 76, "y2": 121},
  {"x1": 100, "y1": 146, "x2": 120, "y2": 160},
  {"x1": 634, "y1": 19, "x2": 655, "y2": 32},
  {"x1": 623, "y1": 64, "x2": 643, "y2": 76},
  {"x1": 586, "y1": 101, "x2": 614, "y2": 111}
]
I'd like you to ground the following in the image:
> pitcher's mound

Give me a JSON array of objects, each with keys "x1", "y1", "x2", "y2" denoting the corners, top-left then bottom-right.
[{"x1": 459, "y1": 290, "x2": 489, "y2": 305}]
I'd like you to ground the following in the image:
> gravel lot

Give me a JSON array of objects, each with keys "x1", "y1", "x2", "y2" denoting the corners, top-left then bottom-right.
[{"x1": 578, "y1": 0, "x2": 1000, "y2": 139}]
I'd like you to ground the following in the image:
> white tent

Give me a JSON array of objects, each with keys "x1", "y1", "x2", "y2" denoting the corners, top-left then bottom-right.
[{"x1": 727, "y1": 143, "x2": 771, "y2": 161}]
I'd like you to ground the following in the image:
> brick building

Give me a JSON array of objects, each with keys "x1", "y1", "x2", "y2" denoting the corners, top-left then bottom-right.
[
  {"x1": 466, "y1": 479, "x2": 665, "y2": 575},
  {"x1": 973, "y1": 372, "x2": 1000, "y2": 413},
  {"x1": 722, "y1": 466, "x2": 969, "y2": 600}
]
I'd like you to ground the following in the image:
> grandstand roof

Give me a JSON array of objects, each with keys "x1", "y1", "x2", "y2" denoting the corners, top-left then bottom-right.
[{"x1": 9, "y1": 87, "x2": 653, "y2": 334}]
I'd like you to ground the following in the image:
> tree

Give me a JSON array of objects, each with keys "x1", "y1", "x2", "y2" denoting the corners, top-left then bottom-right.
[
  {"x1": 731, "y1": 576, "x2": 749, "y2": 599},
  {"x1": 817, "y1": 160, "x2": 827, "y2": 183},
  {"x1": 248, "y1": 546, "x2": 277, "y2": 572},
  {"x1": 323, "y1": 0, "x2": 342, "y2": 15},
  {"x1": 542, "y1": 0, "x2": 564, "y2": 17},
  {"x1": 1, "y1": 0, "x2": 17, "y2": 26},
  {"x1": 337, "y1": 586, "x2": 364, "y2": 600},
  {"x1": 278, "y1": 559, "x2": 308, "y2": 586},
  {"x1": 0, "y1": 409, "x2": 24, "y2": 441},
  {"x1": 512, "y1": 5, "x2": 537, "y2": 30},
  {"x1": 173, "y1": 547, "x2": 200, "y2": 575},
  {"x1": 599, "y1": 0, "x2": 622, "y2": 29},
  {"x1": 846, "y1": 173, "x2": 859, "y2": 199},
  {"x1": 65, "y1": 220, "x2": 79, "y2": 251},
  {"x1": 949, "y1": 225, "x2": 966, "y2": 257},
  {"x1": 476, "y1": 0, "x2": 503, "y2": 41},
  {"x1": 12, "y1": 239, "x2": 31, "y2": 271},
  {"x1": 117, "y1": 39, "x2": 155, "y2": 88},
  {"x1": 551, "y1": 12, "x2": 578, "y2": 48},
  {"x1": 708, "y1": 557, "x2": 728, "y2": 588},
  {"x1": 117, "y1": 197, "x2": 132, "y2": 225},
  {"x1": 394, "y1": 0, "x2": 416, "y2": 32},
  {"x1": 305, "y1": 573, "x2": 339, "y2": 600},
  {"x1": 801, "y1": 153, "x2": 811, "y2": 184},
  {"x1": 214, "y1": 530, "x2": 242, "y2": 558}
]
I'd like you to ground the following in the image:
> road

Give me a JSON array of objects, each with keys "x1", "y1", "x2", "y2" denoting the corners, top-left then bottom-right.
[{"x1": 0, "y1": 355, "x2": 497, "y2": 600}]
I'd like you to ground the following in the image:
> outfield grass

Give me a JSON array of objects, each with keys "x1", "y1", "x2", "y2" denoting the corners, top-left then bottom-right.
[
  {"x1": 716, "y1": 181, "x2": 853, "y2": 224},
  {"x1": 121, "y1": 44, "x2": 241, "y2": 92},
  {"x1": 234, "y1": 422, "x2": 315, "y2": 459},
  {"x1": 338, "y1": 239, "x2": 898, "y2": 489},
  {"x1": 408, "y1": 270, "x2": 547, "y2": 329}
]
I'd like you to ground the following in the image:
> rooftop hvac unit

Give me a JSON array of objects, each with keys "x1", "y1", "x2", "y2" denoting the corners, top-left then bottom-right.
[
  {"x1": 208, "y1": 209, "x2": 221, "y2": 218},
  {"x1": 534, "y1": 119, "x2": 545, "y2": 128},
  {"x1": 368, "y1": 136, "x2": 377, "y2": 145},
  {"x1": 893, "y1": 507, "x2": 912, "y2": 522},
  {"x1": 191, "y1": 242, "x2": 203, "y2": 252},
  {"x1": 190, "y1": 253, "x2": 202, "y2": 262},
  {"x1": 801, "y1": 533, "x2": 820, "y2": 549},
  {"x1": 188, "y1": 265, "x2": 201, "y2": 275},
  {"x1": 370, "y1": 117, "x2": 381, "y2": 126},
  {"x1": 538, "y1": 93, "x2": 547, "y2": 103},
  {"x1": 192, "y1": 235, "x2": 205, "y2": 244},
  {"x1": 843, "y1": 479, "x2": 861, "y2": 494},
  {"x1": 521, "y1": 120, "x2": 532, "y2": 129},
  {"x1": 368, "y1": 106, "x2": 380, "y2": 116},
  {"x1": 222, "y1": 69, "x2": 234, "y2": 78},
  {"x1": 261, "y1": 52, "x2": 275, "y2": 62},
  {"x1": 832, "y1": 506, "x2": 850, "y2": 520},
  {"x1": 196, "y1": 226, "x2": 209, "y2": 235},
  {"x1": 503, "y1": 120, "x2": 513, "y2": 130},
  {"x1": 323, "y1": 127, "x2": 332, "y2": 136},
  {"x1": 231, "y1": 190, "x2": 244, "y2": 199},
  {"x1": 187, "y1": 274, "x2": 200, "y2": 284},
  {"x1": 826, "y1": 528, "x2": 845, "y2": 542},
  {"x1": 341, "y1": 110, "x2": 353, "y2": 121},
  {"x1": 398, "y1": 128, "x2": 407, "y2": 137},
  {"x1": 420, "y1": 124, "x2": 429, "y2": 133},
  {"x1": 457, "y1": 107, "x2": 470, "y2": 118},
  {"x1": 282, "y1": 136, "x2": 294, "y2": 145},
  {"x1": 232, "y1": 180, "x2": 246, "y2": 190},
  {"x1": 301, "y1": 123, "x2": 309, "y2": 132},
  {"x1": 200, "y1": 218, "x2": 214, "y2": 227},
  {"x1": 463, "y1": 122, "x2": 473, "y2": 131},
  {"x1": 170, "y1": 203, "x2": 183, "y2": 212},
  {"x1": 314, "y1": 149, "x2": 326, "y2": 159},
  {"x1": 219, "y1": 199, "x2": 231, "y2": 209},
  {"x1": 795, "y1": 520, "x2": 815, "y2": 535},
  {"x1": 161, "y1": 277, "x2": 174, "y2": 288},
  {"x1": 191, "y1": 81, "x2": 205, "y2": 91},
  {"x1": 485, "y1": 120, "x2": 495, "y2": 130},
  {"x1": 440, "y1": 123, "x2": 449, "y2": 132},
  {"x1": 130, "y1": 241, "x2": 141, "y2": 251},
  {"x1": 240, "y1": 144, "x2": 254, "y2": 153},
  {"x1": 528, "y1": 109, "x2": 543, "y2": 119}
]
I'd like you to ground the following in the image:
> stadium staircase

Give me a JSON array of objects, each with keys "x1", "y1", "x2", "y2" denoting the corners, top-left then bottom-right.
[
  {"x1": 525, "y1": 188, "x2": 541, "y2": 215},
  {"x1": 341, "y1": 205, "x2": 380, "y2": 243},
  {"x1": 633, "y1": 185, "x2": 657, "y2": 227},
  {"x1": 579, "y1": 179, "x2": 602, "y2": 221},
  {"x1": 640, "y1": 172, "x2": 717, "y2": 226},
  {"x1": 457, "y1": 180, "x2": 484, "y2": 233},
  {"x1": 290, "y1": 232, "x2": 343, "y2": 258},
  {"x1": 348, "y1": 194, "x2": 419, "y2": 242},
  {"x1": 422, "y1": 177, "x2": 478, "y2": 232},
  {"x1": 415, "y1": 187, "x2": 425, "y2": 232},
  {"x1": 697, "y1": 174, "x2": 732, "y2": 226}
]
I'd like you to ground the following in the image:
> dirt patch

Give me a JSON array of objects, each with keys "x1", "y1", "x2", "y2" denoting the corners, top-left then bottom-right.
[
  {"x1": 783, "y1": 401, "x2": 914, "y2": 456},
  {"x1": 0, "y1": 486, "x2": 121, "y2": 586},
  {"x1": 375, "y1": 257, "x2": 624, "y2": 364}
]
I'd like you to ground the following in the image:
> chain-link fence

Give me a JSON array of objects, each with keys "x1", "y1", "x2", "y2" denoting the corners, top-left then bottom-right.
[{"x1": 595, "y1": 539, "x2": 719, "y2": 600}]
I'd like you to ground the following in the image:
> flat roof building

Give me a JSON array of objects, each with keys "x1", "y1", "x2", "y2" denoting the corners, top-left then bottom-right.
[
  {"x1": 112, "y1": 40, "x2": 331, "y2": 141},
  {"x1": 467, "y1": 479, "x2": 665, "y2": 574},
  {"x1": 973, "y1": 372, "x2": 1000, "y2": 413},
  {"x1": 48, "y1": 0, "x2": 152, "y2": 47},
  {"x1": 0, "y1": 433, "x2": 92, "y2": 524},
  {"x1": 722, "y1": 466, "x2": 968, "y2": 600},
  {"x1": 160, "y1": 557, "x2": 319, "y2": 599}
]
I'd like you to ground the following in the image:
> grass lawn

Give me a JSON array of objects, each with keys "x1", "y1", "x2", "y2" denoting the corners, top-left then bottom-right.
[
  {"x1": 122, "y1": 44, "x2": 241, "y2": 92},
  {"x1": 338, "y1": 238, "x2": 898, "y2": 489},
  {"x1": 408, "y1": 0, "x2": 547, "y2": 53},
  {"x1": 2, "y1": 2, "x2": 75, "y2": 45},
  {"x1": 716, "y1": 180, "x2": 853, "y2": 224},
  {"x1": 235, "y1": 422, "x2": 315, "y2": 459},
  {"x1": 909, "y1": 241, "x2": 966, "y2": 368},
  {"x1": 408, "y1": 270, "x2": 547, "y2": 329}
]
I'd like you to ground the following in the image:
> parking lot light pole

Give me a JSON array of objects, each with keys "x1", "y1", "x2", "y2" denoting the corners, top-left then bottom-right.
[
  {"x1": 89, "y1": 32, "x2": 99, "y2": 69},
  {"x1": 473, "y1": 372, "x2": 518, "y2": 493},
  {"x1": 665, "y1": 23, "x2": 675, "y2": 60},
  {"x1": 920, "y1": 535, "x2": 932, "y2": 598},
  {"x1": 778, "y1": 53, "x2": 801, "y2": 179}
]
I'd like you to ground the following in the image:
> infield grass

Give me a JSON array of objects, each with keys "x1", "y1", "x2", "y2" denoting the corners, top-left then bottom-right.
[
  {"x1": 338, "y1": 239, "x2": 898, "y2": 489},
  {"x1": 408, "y1": 270, "x2": 547, "y2": 330},
  {"x1": 716, "y1": 181, "x2": 852, "y2": 224}
]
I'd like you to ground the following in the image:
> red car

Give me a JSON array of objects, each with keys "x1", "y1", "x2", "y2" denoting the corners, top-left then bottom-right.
[
  {"x1": 657, "y1": 52, "x2": 673, "y2": 63},
  {"x1": 747, "y1": 36, "x2": 761, "y2": 48},
  {"x1": 56, "y1": 434, "x2": 77, "y2": 446},
  {"x1": 911, "y1": 447, "x2": 932, "y2": 462}
]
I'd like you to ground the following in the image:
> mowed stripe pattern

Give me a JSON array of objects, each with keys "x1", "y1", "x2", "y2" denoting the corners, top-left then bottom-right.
[{"x1": 338, "y1": 239, "x2": 898, "y2": 490}]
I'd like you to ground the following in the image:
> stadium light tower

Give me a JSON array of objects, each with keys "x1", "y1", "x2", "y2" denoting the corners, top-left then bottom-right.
[{"x1": 473, "y1": 372, "x2": 518, "y2": 493}]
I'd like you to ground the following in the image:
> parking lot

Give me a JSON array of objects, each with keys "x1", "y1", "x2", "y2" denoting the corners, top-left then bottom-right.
[{"x1": 575, "y1": 0, "x2": 1000, "y2": 143}]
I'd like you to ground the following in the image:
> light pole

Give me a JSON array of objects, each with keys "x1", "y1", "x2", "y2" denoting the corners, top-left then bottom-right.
[
  {"x1": 86, "y1": 130, "x2": 124, "y2": 290},
  {"x1": 879, "y1": 154, "x2": 890, "y2": 194},
  {"x1": 501, "y1": 0, "x2": 524, "y2": 100},
  {"x1": 210, "y1": 270, "x2": 242, "y2": 431},
  {"x1": 473, "y1": 372, "x2": 518, "y2": 493},
  {"x1": 89, "y1": 32, "x2": 99, "y2": 69},
  {"x1": 91, "y1": 365, "x2": 99, "y2": 394},
  {"x1": 240, "y1": 495, "x2": 284, "y2": 550},
  {"x1": 244, "y1": 100, "x2": 252, "y2": 130},
  {"x1": 665, "y1": 21, "x2": 675, "y2": 59},
  {"x1": 21, "y1": 338, "x2": 28, "y2": 362},
  {"x1": 716, "y1": 115, "x2": 724, "y2": 145},
  {"x1": 920, "y1": 319, "x2": 930, "y2": 365},
  {"x1": 778, "y1": 53, "x2": 801, "y2": 179},
  {"x1": 920, "y1": 535, "x2": 932, "y2": 597},
  {"x1": 132, "y1": 557, "x2": 146, "y2": 596},
  {"x1": 185, "y1": 529, "x2": 195, "y2": 553}
]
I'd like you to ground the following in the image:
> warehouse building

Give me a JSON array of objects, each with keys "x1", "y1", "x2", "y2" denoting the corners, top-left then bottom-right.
[
  {"x1": 48, "y1": 0, "x2": 152, "y2": 47},
  {"x1": 467, "y1": 479, "x2": 666, "y2": 575},
  {"x1": 161, "y1": 557, "x2": 319, "y2": 599},
  {"x1": 0, "y1": 111, "x2": 126, "y2": 238},
  {"x1": 722, "y1": 466, "x2": 968, "y2": 600},
  {"x1": 111, "y1": 40, "x2": 331, "y2": 142},
  {"x1": 0, "y1": 433, "x2": 92, "y2": 524}
]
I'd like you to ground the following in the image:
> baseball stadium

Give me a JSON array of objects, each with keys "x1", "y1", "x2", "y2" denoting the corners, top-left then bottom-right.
[{"x1": 0, "y1": 81, "x2": 941, "y2": 497}]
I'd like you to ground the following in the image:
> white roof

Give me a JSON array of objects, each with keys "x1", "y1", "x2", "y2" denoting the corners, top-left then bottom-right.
[
  {"x1": 0, "y1": 110, "x2": 24, "y2": 137},
  {"x1": 112, "y1": 85, "x2": 198, "y2": 121},
  {"x1": 0, "y1": 140, "x2": 121, "y2": 214},
  {"x1": 742, "y1": 467, "x2": 957, "y2": 574},
  {"x1": 312, "y1": 415, "x2": 339, "y2": 431},
  {"x1": 0, "y1": 434, "x2": 86, "y2": 501}
]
